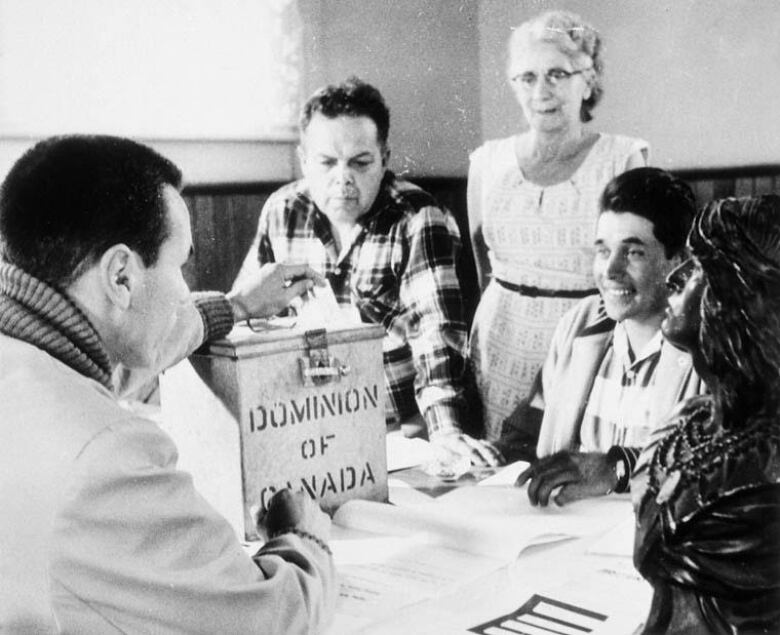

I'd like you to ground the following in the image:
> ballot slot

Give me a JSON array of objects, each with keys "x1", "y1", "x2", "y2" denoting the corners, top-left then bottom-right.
[{"x1": 160, "y1": 320, "x2": 388, "y2": 541}]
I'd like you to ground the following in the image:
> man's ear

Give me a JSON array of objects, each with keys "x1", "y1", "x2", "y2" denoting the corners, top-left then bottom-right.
[
  {"x1": 99, "y1": 244, "x2": 138, "y2": 310},
  {"x1": 381, "y1": 145, "x2": 391, "y2": 169}
]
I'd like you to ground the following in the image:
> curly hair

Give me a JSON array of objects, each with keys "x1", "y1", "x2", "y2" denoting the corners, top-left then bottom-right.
[
  {"x1": 690, "y1": 195, "x2": 780, "y2": 424},
  {"x1": 508, "y1": 10, "x2": 603, "y2": 122}
]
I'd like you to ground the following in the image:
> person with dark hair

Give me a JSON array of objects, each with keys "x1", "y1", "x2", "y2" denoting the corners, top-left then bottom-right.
[
  {"x1": 502, "y1": 167, "x2": 706, "y2": 505},
  {"x1": 0, "y1": 135, "x2": 336, "y2": 634},
  {"x1": 632, "y1": 195, "x2": 780, "y2": 634},
  {"x1": 235, "y1": 77, "x2": 500, "y2": 466},
  {"x1": 468, "y1": 10, "x2": 650, "y2": 442}
]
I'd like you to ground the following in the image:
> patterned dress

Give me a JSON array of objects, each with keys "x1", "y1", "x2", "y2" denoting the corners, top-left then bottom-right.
[{"x1": 469, "y1": 133, "x2": 649, "y2": 440}]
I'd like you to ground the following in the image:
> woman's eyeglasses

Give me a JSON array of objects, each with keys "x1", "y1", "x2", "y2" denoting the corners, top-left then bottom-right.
[{"x1": 511, "y1": 67, "x2": 590, "y2": 89}]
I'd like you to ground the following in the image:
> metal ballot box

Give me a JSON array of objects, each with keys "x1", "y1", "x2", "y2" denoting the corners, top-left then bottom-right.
[{"x1": 159, "y1": 320, "x2": 388, "y2": 540}]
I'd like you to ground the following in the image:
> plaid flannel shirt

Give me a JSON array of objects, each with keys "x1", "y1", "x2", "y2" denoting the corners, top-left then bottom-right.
[{"x1": 241, "y1": 171, "x2": 469, "y2": 437}]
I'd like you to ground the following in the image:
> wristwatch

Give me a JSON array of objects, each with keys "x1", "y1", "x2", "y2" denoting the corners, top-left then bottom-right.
[{"x1": 606, "y1": 445, "x2": 631, "y2": 494}]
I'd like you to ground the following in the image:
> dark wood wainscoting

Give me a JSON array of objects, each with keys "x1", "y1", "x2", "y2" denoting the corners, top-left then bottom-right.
[{"x1": 183, "y1": 165, "x2": 780, "y2": 326}]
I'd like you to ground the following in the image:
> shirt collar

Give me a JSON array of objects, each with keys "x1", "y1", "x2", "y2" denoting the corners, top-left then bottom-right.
[{"x1": 612, "y1": 321, "x2": 663, "y2": 369}]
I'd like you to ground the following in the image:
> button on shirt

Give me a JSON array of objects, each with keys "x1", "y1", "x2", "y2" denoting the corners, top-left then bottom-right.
[
  {"x1": 237, "y1": 171, "x2": 469, "y2": 437},
  {"x1": 580, "y1": 322, "x2": 664, "y2": 452}
]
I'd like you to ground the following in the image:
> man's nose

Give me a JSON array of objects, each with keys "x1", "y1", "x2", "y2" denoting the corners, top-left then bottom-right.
[
  {"x1": 604, "y1": 252, "x2": 625, "y2": 278},
  {"x1": 332, "y1": 163, "x2": 355, "y2": 186}
]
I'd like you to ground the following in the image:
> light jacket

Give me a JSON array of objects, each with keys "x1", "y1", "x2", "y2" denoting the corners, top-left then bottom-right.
[
  {"x1": 0, "y1": 300, "x2": 336, "y2": 634},
  {"x1": 501, "y1": 295, "x2": 706, "y2": 459}
]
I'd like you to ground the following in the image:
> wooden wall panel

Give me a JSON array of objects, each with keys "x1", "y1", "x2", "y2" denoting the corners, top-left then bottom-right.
[{"x1": 182, "y1": 187, "x2": 281, "y2": 293}]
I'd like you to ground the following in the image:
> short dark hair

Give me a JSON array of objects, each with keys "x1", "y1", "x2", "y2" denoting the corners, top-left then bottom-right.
[
  {"x1": 300, "y1": 77, "x2": 390, "y2": 148},
  {"x1": 0, "y1": 135, "x2": 182, "y2": 289},
  {"x1": 599, "y1": 167, "x2": 696, "y2": 258}
]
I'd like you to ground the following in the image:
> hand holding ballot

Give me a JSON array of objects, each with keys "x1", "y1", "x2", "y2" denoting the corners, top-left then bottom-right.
[
  {"x1": 516, "y1": 451, "x2": 618, "y2": 507},
  {"x1": 228, "y1": 262, "x2": 326, "y2": 321},
  {"x1": 295, "y1": 278, "x2": 359, "y2": 328}
]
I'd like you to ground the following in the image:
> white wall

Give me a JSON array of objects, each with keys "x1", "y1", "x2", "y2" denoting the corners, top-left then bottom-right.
[
  {"x1": 0, "y1": 0, "x2": 302, "y2": 184},
  {"x1": 1, "y1": 1, "x2": 776, "y2": 183},
  {"x1": 477, "y1": 0, "x2": 780, "y2": 170},
  {"x1": 300, "y1": 0, "x2": 482, "y2": 177}
]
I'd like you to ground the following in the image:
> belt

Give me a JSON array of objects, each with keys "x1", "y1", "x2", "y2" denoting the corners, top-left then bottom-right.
[{"x1": 494, "y1": 277, "x2": 598, "y2": 299}]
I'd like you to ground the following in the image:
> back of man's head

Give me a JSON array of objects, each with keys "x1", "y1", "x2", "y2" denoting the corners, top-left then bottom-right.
[
  {"x1": 599, "y1": 167, "x2": 696, "y2": 258},
  {"x1": 300, "y1": 77, "x2": 390, "y2": 148},
  {"x1": 0, "y1": 135, "x2": 182, "y2": 290}
]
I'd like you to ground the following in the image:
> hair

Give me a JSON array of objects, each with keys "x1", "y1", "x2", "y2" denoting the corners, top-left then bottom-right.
[
  {"x1": 508, "y1": 10, "x2": 603, "y2": 122},
  {"x1": 599, "y1": 167, "x2": 696, "y2": 258},
  {"x1": 299, "y1": 77, "x2": 390, "y2": 148},
  {"x1": 689, "y1": 195, "x2": 780, "y2": 424},
  {"x1": 0, "y1": 135, "x2": 182, "y2": 290}
]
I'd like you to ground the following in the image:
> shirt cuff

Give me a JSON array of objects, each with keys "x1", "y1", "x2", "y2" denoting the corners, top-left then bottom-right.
[
  {"x1": 424, "y1": 402, "x2": 463, "y2": 438},
  {"x1": 192, "y1": 292, "x2": 234, "y2": 343}
]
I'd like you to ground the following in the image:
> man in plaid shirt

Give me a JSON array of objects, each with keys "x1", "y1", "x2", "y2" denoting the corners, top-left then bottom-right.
[{"x1": 235, "y1": 78, "x2": 499, "y2": 466}]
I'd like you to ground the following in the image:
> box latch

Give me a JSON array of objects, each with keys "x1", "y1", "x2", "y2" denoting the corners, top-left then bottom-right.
[{"x1": 298, "y1": 328, "x2": 351, "y2": 386}]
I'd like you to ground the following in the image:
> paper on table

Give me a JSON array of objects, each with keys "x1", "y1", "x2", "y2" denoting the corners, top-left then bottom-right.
[
  {"x1": 586, "y1": 512, "x2": 636, "y2": 557},
  {"x1": 385, "y1": 434, "x2": 436, "y2": 472},
  {"x1": 340, "y1": 536, "x2": 650, "y2": 635},
  {"x1": 387, "y1": 477, "x2": 436, "y2": 506},
  {"x1": 330, "y1": 531, "x2": 501, "y2": 624},
  {"x1": 335, "y1": 497, "x2": 568, "y2": 561},
  {"x1": 329, "y1": 497, "x2": 546, "y2": 631},
  {"x1": 469, "y1": 563, "x2": 651, "y2": 635},
  {"x1": 434, "y1": 483, "x2": 634, "y2": 545},
  {"x1": 475, "y1": 460, "x2": 531, "y2": 486},
  {"x1": 329, "y1": 494, "x2": 635, "y2": 634}
]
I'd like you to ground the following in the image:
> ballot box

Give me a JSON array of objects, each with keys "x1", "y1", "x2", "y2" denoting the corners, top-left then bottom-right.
[{"x1": 159, "y1": 320, "x2": 388, "y2": 540}]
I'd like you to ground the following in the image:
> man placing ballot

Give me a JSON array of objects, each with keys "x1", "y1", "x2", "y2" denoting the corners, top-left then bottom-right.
[
  {"x1": 0, "y1": 135, "x2": 336, "y2": 634},
  {"x1": 503, "y1": 168, "x2": 706, "y2": 505},
  {"x1": 235, "y1": 77, "x2": 499, "y2": 466}
]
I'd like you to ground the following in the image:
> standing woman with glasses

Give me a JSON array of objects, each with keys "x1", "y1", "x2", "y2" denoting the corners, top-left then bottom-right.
[{"x1": 468, "y1": 10, "x2": 649, "y2": 441}]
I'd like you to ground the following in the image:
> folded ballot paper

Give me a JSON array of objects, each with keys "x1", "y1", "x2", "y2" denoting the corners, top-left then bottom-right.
[{"x1": 294, "y1": 281, "x2": 362, "y2": 328}]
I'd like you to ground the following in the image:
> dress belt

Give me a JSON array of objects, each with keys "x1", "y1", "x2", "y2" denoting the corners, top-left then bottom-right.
[{"x1": 494, "y1": 277, "x2": 598, "y2": 299}]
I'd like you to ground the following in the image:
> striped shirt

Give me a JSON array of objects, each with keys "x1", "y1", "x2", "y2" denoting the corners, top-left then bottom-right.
[
  {"x1": 242, "y1": 171, "x2": 469, "y2": 437},
  {"x1": 580, "y1": 322, "x2": 665, "y2": 468}
]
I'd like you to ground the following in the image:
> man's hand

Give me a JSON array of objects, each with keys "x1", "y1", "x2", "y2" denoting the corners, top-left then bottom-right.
[
  {"x1": 227, "y1": 263, "x2": 325, "y2": 320},
  {"x1": 515, "y1": 451, "x2": 617, "y2": 507},
  {"x1": 259, "y1": 489, "x2": 331, "y2": 543},
  {"x1": 430, "y1": 431, "x2": 504, "y2": 467}
]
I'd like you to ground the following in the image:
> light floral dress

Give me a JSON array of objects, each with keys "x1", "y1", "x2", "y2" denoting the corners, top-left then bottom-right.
[{"x1": 469, "y1": 133, "x2": 649, "y2": 440}]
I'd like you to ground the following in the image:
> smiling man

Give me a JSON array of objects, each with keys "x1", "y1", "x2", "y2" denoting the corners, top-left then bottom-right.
[
  {"x1": 499, "y1": 167, "x2": 707, "y2": 505},
  {"x1": 235, "y1": 77, "x2": 498, "y2": 465}
]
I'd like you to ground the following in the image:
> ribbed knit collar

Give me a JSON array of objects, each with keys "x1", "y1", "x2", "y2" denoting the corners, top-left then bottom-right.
[{"x1": 0, "y1": 263, "x2": 113, "y2": 390}]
